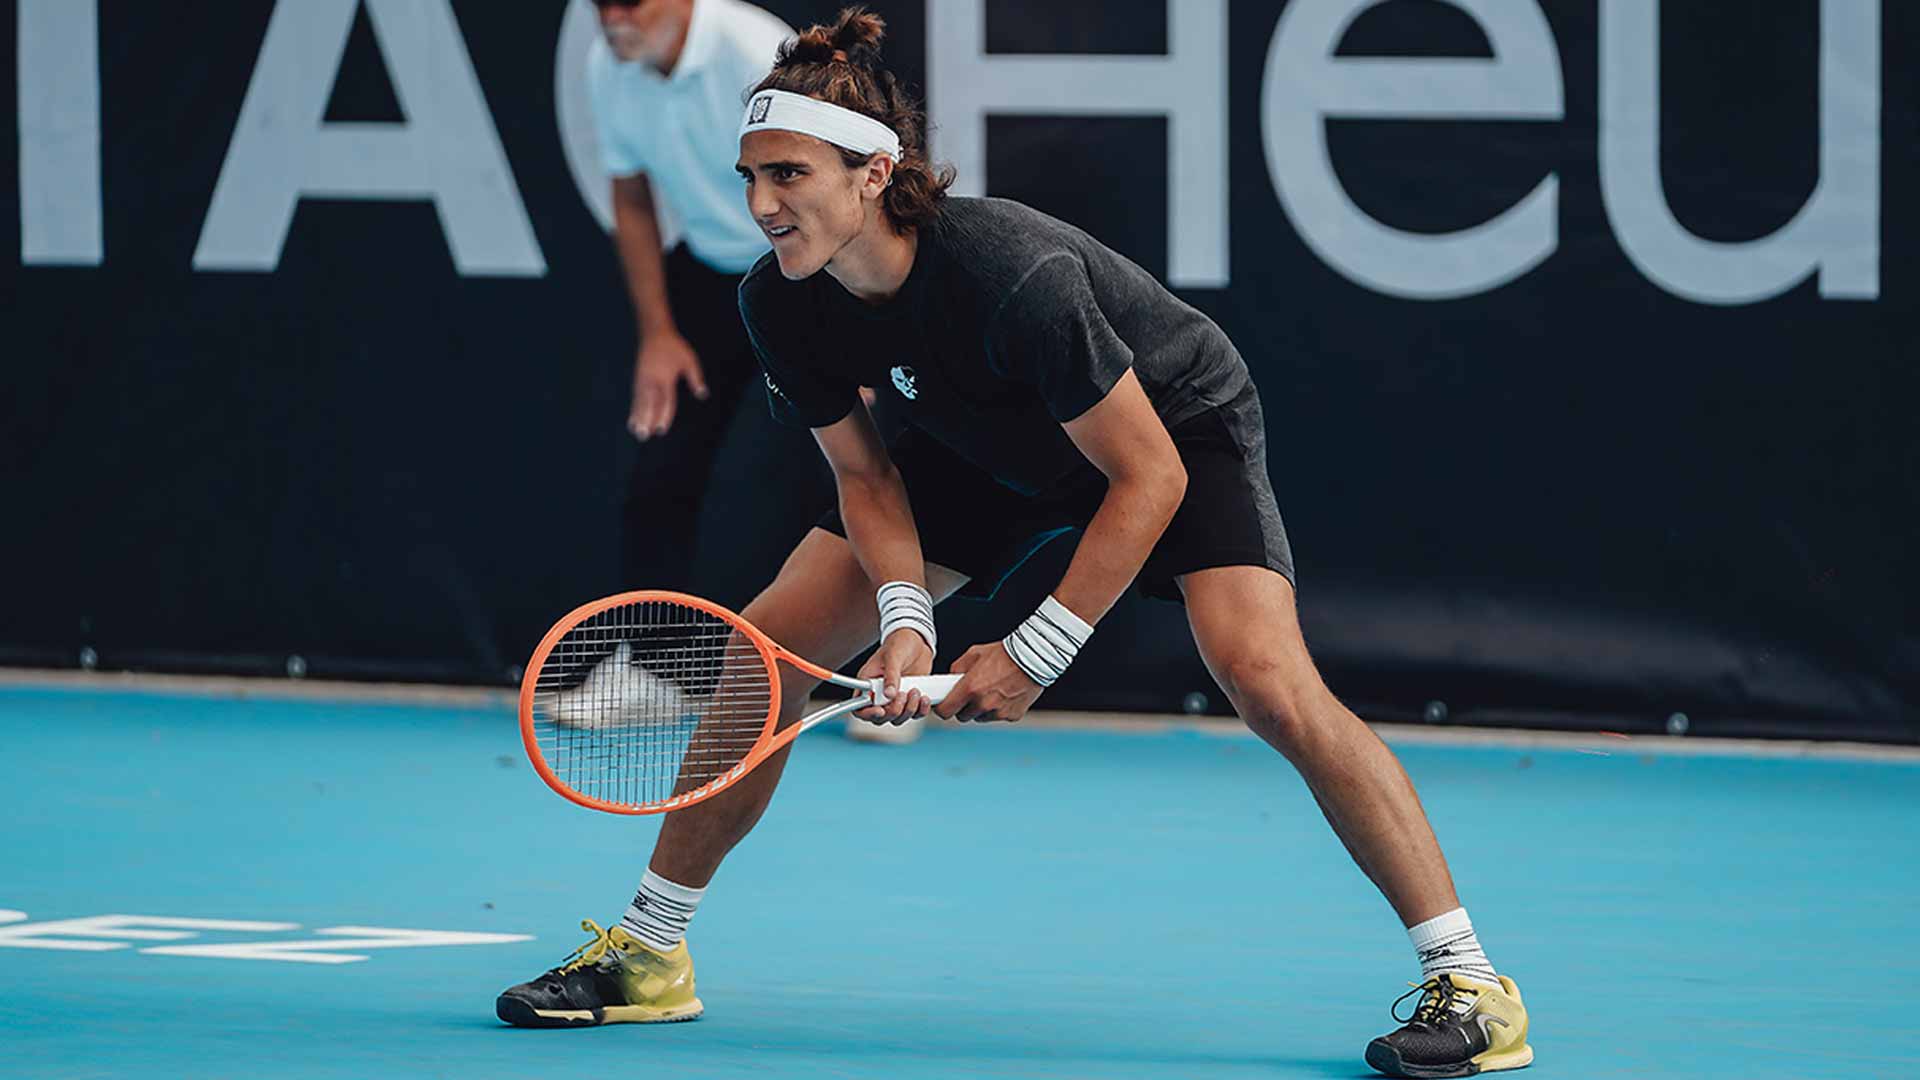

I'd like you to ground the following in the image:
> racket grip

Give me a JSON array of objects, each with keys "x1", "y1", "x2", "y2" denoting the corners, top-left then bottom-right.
[{"x1": 869, "y1": 674, "x2": 964, "y2": 705}]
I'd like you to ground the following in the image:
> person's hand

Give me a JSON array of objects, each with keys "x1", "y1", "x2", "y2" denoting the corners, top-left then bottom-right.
[
  {"x1": 628, "y1": 332, "x2": 708, "y2": 440},
  {"x1": 933, "y1": 642, "x2": 1043, "y2": 723},
  {"x1": 854, "y1": 629, "x2": 935, "y2": 723}
]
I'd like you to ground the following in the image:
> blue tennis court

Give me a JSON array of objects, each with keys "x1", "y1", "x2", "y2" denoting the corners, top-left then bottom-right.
[{"x1": 3, "y1": 681, "x2": 1916, "y2": 1079}]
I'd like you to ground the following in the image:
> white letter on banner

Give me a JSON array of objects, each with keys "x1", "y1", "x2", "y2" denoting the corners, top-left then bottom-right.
[
  {"x1": 195, "y1": 0, "x2": 544, "y2": 276},
  {"x1": 556, "y1": 0, "x2": 613, "y2": 232},
  {"x1": 926, "y1": 0, "x2": 1228, "y2": 287},
  {"x1": 144, "y1": 926, "x2": 533, "y2": 964},
  {"x1": 1264, "y1": 0, "x2": 1562, "y2": 300},
  {"x1": 1599, "y1": 0, "x2": 1878, "y2": 304},
  {"x1": 18, "y1": 0, "x2": 103, "y2": 265}
]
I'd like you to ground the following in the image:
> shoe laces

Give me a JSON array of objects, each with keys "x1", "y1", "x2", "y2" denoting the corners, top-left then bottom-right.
[
  {"x1": 554, "y1": 919, "x2": 640, "y2": 976},
  {"x1": 1392, "y1": 975, "x2": 1472, "y2": 1027}
]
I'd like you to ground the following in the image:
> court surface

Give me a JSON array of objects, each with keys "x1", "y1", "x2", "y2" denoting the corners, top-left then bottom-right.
[{"x1": 3, "y1": 682, "x2": 1916, "y2": 1079}]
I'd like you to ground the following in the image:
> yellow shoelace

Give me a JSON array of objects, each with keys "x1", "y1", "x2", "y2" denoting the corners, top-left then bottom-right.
[{"x1": 556, "y1": 919, "x2": 640, "y2": 975}]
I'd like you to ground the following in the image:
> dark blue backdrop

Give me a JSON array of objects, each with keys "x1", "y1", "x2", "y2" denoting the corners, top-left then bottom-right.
[{"x1": 3, "y1": 1, "x2": 1914, "y2": 740}]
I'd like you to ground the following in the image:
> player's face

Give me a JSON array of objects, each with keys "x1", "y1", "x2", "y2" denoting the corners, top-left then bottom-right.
[
  {"x1": 594, "y1": 0, "x2": 688, "y2": 67},
  {"x1": 737, "y1": 131, "x2": 877, "y2": 281}
]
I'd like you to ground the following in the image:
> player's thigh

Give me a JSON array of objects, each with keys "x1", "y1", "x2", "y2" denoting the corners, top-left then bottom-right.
[
  {"x1": 743, "y1": 527, "x2": 969, "y2": 699},
  {"x1": 1177, "y1": 565, "x2": 1327, "y2": 713}
]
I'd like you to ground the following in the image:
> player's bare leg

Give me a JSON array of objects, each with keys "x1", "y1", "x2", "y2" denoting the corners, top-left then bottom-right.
[
  {"x1": 1179, "y1": 566, "x2": 1457, "y2": 922},
  {"x1": 650, "y1": 527, "x2": 967, "y2": 887},
  {"x1": 1178, "y1": 566, "x2": 1531, "y2": 1076},
  {"x1": 499, "y1": 527, "x2": 966, "y2": 1028}
]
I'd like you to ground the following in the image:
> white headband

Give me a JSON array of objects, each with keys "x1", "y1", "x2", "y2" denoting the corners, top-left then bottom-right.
[{"x1": 739, "y1": 88, "x2": 903, "y2": 162}]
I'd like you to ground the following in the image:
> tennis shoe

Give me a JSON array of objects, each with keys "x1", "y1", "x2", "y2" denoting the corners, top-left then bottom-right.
[
  {"x1": 548, "y1": 642, "x2": 693, "y2": 729},
  {"x1": 1365, "y1": 972, "x2": 1532, "y2": 1077},
  {"x1": 845, "y1": 712, "x2": 926, "y2": 745},
  {"x1": 495, "y1": 919, "x2": 703, "y2": 1027}
]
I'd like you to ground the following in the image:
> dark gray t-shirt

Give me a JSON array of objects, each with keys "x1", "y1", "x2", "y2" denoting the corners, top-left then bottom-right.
[{"x1": 739, "y1": 197, "x2": 1250, "y2": 495}]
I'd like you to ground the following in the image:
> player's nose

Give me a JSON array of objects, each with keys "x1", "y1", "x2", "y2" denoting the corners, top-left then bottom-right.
[{"x1": 746, "y1": 186, "x2": 782, "y2": 224}]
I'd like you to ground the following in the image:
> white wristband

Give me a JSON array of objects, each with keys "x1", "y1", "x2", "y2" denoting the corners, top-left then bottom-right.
[
  {"x1": 877, "y1": 581, "x2": 936, "y2": 654},
  {"x1": 1002, "y1": 595, "x2": 1094, "y2": 687}
]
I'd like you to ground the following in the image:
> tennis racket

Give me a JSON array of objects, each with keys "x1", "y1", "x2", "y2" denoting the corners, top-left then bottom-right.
[{"x1": 518, "y1": 590, "x2": 958, "y2": 815}]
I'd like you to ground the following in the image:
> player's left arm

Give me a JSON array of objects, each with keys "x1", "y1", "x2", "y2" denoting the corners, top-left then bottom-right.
[{"x1": 937, "y1": 369, "x2": 1187, "y2": 722}]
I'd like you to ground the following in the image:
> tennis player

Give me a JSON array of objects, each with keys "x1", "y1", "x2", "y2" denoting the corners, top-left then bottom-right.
[{"x1": 501, "y1": 9, "x2": 1535, "y2": 1075}]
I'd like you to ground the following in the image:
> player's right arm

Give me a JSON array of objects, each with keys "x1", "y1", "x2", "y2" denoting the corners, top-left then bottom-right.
[
  {"x1": 813, "y1": 408, "x2": 937, "y2": 719},
  {"x1": 612, "y1": 174, "x2": 707, "y2": 440}
]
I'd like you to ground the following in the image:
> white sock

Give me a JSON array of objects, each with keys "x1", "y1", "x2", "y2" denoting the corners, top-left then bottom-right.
[
  {"x1": 1408, "y1": 907, "x2": 1499, "y2": 991},
  {"x1": 618, "y1": 869, "x2": 705, "y2": 952}
]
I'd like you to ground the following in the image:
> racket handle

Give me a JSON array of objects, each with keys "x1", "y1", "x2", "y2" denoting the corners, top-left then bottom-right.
[{"x1": 869, "y1": 674, "x2": 964, "y2": 705}]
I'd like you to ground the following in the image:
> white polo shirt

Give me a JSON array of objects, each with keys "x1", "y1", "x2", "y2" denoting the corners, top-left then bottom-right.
[{"x1": 586, "y1": 0, "x2": 791, "y2": 274}]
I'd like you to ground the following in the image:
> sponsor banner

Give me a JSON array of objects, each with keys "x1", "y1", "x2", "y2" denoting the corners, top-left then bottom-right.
[{"x1": 4, "y1": 2, "x2": 1913, "y2": 739}]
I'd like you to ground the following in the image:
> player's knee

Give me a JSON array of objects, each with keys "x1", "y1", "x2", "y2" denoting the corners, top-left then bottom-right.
[
  {"x1": 1215, "y1": 653, "x2": 1285, "y2": 706},
  {"x1": 1244, "y1": 698, "x2": 1318, "y2": 757},
  {"x1": 1217, "y1": 657, "x2": 1317, "y2": 754}
]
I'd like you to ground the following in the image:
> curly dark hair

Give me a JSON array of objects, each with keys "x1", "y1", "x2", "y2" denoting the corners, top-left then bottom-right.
[{"x1": 750, "y1": 7, "x2": 954, "y2": 234}]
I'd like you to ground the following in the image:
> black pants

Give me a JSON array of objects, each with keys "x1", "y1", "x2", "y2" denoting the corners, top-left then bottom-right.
[{"x1": 620, "y1": 246, "x2": 833, "y2": 610}]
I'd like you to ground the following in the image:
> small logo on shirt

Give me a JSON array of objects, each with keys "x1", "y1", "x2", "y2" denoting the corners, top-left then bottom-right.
[
  {"x1": 748, "y1": 95, "x2": 772, "y2": 124},
  {"x1": 764, "y1": 371, "x2": 791, "y2": 403},
  {"x1": 890, "y1": 366, "x2": 917, "y2": 400}
]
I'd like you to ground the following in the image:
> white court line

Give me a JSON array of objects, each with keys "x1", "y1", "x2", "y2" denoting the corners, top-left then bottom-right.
[
  {"x1": 0, "y1": 668, "x2": 515, "y2": 707},
  {"x1": 3, "y1": 668, "x2": 1916, "y2": 763},
  {"x1": 951, "y1": 711, "x2": 1920, "y2": 763}
]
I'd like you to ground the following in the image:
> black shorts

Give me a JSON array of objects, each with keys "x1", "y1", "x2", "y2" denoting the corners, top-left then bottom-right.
[{"x1": 817, "y1": 384, "x2": 1294, "y2": 603}]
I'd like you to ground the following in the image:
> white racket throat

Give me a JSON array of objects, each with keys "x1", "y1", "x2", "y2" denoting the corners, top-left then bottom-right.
[{"x1": 798, "y1": 673, "x2": 963, "y2": 733}]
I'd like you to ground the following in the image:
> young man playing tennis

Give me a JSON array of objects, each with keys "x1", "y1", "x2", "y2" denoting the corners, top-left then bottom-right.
[{"x1": 499, "y1": 10, "x2": 1535, "y2": 1076}]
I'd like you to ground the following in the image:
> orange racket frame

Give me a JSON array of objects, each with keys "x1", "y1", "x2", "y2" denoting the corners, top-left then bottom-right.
[{"x1": 519, "y1": 590, "x2": 958, "y2": 815}]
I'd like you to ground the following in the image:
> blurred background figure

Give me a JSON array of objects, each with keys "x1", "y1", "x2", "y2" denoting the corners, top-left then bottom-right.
[
  {"x1": 582, "y1": 0, "x2": 913, "y2": 742},
  {"x1": 587, "y1": 0, "x2": 815, "y2": 596}
]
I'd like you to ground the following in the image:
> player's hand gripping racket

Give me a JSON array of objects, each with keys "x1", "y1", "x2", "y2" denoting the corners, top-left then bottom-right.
[{"x1": 518, "y1": 590, "x2": 958, "y2": 815}]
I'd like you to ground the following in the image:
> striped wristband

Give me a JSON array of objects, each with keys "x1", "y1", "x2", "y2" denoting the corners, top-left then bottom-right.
[
  {"x1": 877, "y1": 581, "x2": 936, "y2": 653},
  {"x1": 1002, "y1": 595, "x2": 1094, "y2": 687}
]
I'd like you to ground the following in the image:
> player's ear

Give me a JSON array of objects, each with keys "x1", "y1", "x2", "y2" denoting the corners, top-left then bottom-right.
[{"x1": 862, "y1": 155, "x2": 894, "y2": 200}]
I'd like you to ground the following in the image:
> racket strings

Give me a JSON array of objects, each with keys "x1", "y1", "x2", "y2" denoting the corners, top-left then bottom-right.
[{"x1": 528, "y1": 600, "x2": 776, "y2": 809}]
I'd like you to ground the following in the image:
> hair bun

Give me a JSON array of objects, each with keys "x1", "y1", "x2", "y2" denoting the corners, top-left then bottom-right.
[
  {"x1": 829, "y1": 8, "x2": 886, "y2": 53},
  {"x1": 787, "y1": 6, "x2": 883, "y2": 65}
]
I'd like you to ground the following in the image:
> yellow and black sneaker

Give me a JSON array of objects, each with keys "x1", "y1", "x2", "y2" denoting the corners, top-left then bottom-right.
[
  {"x1": 495, "y1": 919, "x2": 703, "y2": 1028},
  {"x1": 1365, "y1": 972, "x2": 1533, "y2": 1078}
]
